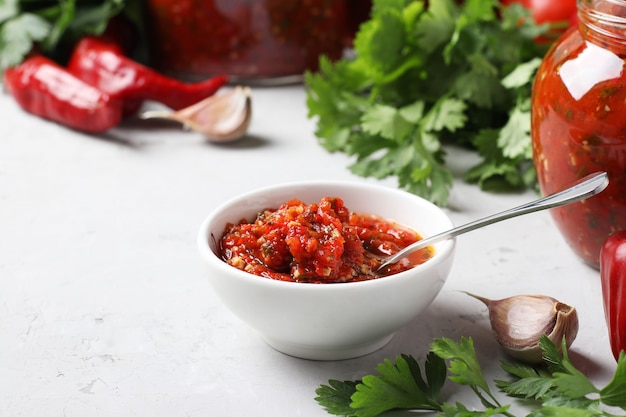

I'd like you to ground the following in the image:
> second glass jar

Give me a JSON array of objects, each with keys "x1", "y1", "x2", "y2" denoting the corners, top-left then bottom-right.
[
  {"x1": 532, "y1": 0, "x2": 626, "y2": 268},
  {"x1": 143, "y1": 0, "x2": 349, "y2": 84}
]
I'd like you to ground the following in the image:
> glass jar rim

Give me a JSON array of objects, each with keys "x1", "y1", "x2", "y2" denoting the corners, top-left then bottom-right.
[{"x1": 578, "y1": 0, "x2": 626, "y2": 49}]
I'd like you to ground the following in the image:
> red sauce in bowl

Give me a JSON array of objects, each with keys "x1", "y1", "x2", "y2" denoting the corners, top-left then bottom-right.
[{"x1": 218, "y1": 197, "x2": 434, "y2": 283}]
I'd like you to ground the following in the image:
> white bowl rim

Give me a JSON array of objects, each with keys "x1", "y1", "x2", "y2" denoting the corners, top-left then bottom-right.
[{"x1": 197, "y1": 180, "x2": 456, "y2": 290}]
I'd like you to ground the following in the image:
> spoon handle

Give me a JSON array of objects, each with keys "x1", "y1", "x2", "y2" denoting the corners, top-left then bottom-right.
[{"x1": 379, "y1": 171, "x2": 609, "y2": 270}]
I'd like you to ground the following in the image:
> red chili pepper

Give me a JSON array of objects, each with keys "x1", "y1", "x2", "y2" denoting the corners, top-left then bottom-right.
[
  {"x1": 600, "y1": 230, "x2": 626, "y2": 361},
  {"x1": 67, "y1": 36, "x2": 229, "y2": 116},
  {"x1": 3, "y1": 55, "x2": 123, "y2": 133}
]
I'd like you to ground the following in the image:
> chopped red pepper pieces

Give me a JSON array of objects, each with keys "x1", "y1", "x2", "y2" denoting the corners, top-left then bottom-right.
[
  {"x1": 600, "y1": 230, "x2": 626, "y2": 361},
  {"x1": 219, "y1": 197, "x2": 434, "y2": 283}
]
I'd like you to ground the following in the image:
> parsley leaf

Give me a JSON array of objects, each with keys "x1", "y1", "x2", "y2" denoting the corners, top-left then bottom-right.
[
  {"x1": 315, "y1": 353, "x2": 447, "y2": 417},
  {"x1": 431, "y1": 337, "x2": 490, "y2": 392},
  {"x1": 0, "y1": 0, "x2": 18, "y2": 23},
  {"x1": 600, "y1": 351, "x2": 626, "y2": 407},
  {"x1": 0, "y1": 0, "x2": 125, "y2": 71},
  {"x1": 496, "y1": 362, "x2": 554, "y2": 399},
  {"x1": 361, "y1": 104, "x2": 414, "y2": 142},
  {"x1": 351, "y1": 353, "x2": 445, "y2": 416},
  {"x1": 306, "y1": 0, "x2": 550, "y2": 205},
  {"x1": 315, "y1": 379, "x2": 359, "y2": 416},
  {"x1": 0, "y1": 12, "x2": 50, "y2": 68}
]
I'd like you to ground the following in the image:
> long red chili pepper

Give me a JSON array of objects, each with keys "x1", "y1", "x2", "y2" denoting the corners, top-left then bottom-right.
[
  {"x1": 3, "y1": 55, "x2": 123, "y2": 133},
  {"x1": 600, "y1": 230, "x2": 626, "y2": 361},
  {"x1": 67, "y1": 36, "x2": 229, "y2": 116}
]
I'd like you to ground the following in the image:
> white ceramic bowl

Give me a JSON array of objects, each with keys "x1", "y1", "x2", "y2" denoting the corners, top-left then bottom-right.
[{"x1": 197, "y1": 181, "x2": 456, "y2": 360}]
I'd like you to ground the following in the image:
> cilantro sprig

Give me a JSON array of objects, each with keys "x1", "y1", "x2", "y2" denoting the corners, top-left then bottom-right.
[
  {"x1": 0, "y1": 0, "x2": 125, "y2": 70},
  {"x1": 305, "y1": 0, "x2": 552, "y2": 205},
  {"x1": 315, "y1": 336, "x2": 626, "y2": 417}
]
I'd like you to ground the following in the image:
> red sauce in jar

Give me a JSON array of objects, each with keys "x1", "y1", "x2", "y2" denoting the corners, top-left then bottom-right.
[
  {"x1": 531, "y1": 1, "x2": 626, "y2": 268},
  {"x1": 218, "y1": 197, "x2": 434, "y2": 283},
  {"x1": 144, "y1": 0, "x2": 347, "y2": 82}
]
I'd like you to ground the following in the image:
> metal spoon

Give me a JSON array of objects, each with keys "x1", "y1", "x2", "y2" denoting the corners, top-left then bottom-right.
[
  {"x1": 378, "y1": 171, "x2": 609, "y2": 271},
  {"x1": 140, "y1": 86, "x2": 252, "y2": 142}
]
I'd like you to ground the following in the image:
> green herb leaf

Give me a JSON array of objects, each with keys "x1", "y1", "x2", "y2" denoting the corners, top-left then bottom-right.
[
  {"x1": 0, "y1": 13, "x2": 50, "y2": 68},
  {"x1": 497, "y1": 362, "x2": 554, "y2": 399},
  {"x1": 0, "y1": 0, "x2": 125, "y2": 71},
  {"x1": 351, "y1": 354, "x2": 445, "y2": 416},
  {"x1": 498, "y1": 101, "x2": 532, "y2": 160},
  {"x1": 440, "y1": 401, "x2": 511, "y2": 416},
  {"x1": 502, "y1": 58, "x2": 542, "y2": 89},
  {"x1": 0, "y1": 0, "x2": 18, "y2": 23},
  {"x1": 423, "y1": 351, "x2": 448, "y2": 399},
  {"x1": 431, "y1": 337, "x2": 491, "y2": 393},
  {"x1": 599, "y1": 351, "x2": 626, "y2": 407},
  {"x1": 315, "y1": 379, "x2": 359, "y2": 416},
  {"x1": 361, "y1": 104, "x2": 413, "y2": 143},
  {"x1": 530, "y1": 406, "x2": 600, "y2": 417},
  {"x1": 422, "y1": 97, "x2": 467, "y2": 133},
  {"x1": 416, "y1": 0, "x2": 456, "y2": 54},
  {"x1": 551, "y1": 367, "x2": 598, "y2": 399},
  {"x1": 353, "y1": 6, "x2": 407, "y2": 82}
]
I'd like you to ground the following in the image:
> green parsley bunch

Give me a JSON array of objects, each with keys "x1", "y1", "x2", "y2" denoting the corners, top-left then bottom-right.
[
  {"x1": 316, "y1": 336, "x2": 626, "y2": 417},
  {"x1": 305, "y1": 0, "x2": 552, "y2": 205}
]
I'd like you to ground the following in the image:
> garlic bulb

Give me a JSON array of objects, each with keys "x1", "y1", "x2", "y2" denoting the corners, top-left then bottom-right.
[{"x1": 466, "y1": 293, "x2": 579, "y2": 364}]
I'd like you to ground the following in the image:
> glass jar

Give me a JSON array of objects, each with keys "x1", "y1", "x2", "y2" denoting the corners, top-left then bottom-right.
[
  {"x1": 532, "y1": 0, "x2": 626, "y2": 268},
  {"x1": 143, "y1": 0, "x2": 349, "y2": 84}
]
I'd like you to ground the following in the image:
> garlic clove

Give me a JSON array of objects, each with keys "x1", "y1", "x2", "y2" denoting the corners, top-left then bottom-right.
[
  {"x1": 140, "y1": 86, "x2": 252, "y2": 142},
  {"x1": 466, "y1": 293, "x2": 579, "y2": 364}
]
